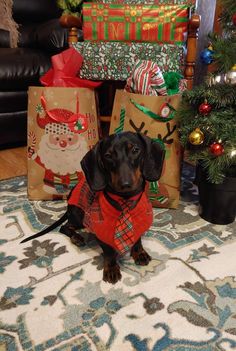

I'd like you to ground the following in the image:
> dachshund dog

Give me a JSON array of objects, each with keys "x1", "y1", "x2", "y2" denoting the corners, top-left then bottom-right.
[{"x1": 21, "y1": 132, "x2": 165, "y2": 284}]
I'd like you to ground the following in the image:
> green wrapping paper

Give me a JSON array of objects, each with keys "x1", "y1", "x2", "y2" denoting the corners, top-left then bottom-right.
[{"x1": 73, "y1": 41, "x2": 185, "y2": 81}]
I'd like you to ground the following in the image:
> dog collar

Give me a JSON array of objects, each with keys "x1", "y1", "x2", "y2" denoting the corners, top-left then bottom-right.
[{"x1": 104, "y1": 191, "x2": 142, "y2": 211}]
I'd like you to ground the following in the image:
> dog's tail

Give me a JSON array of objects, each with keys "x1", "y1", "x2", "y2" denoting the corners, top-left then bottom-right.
[{"x1": 20, "y1": 213, "x2": 68, "y2": 244}]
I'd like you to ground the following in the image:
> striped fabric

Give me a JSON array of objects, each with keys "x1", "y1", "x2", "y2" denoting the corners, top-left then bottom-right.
[
  {"x1": 83, "y1": 3, "x2": 190, "y2": 44},
  {"x1": 125, "y1": 60, "x2": 167, "y2": 96}
]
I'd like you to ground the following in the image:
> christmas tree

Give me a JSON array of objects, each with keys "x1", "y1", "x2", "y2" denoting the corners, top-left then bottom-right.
[
  {"x1": 57, "y1": 0, "x2": 84, "y2": 17},
  {"x1": 177, "y1": 0, "x2": 236, "y2": 184}
]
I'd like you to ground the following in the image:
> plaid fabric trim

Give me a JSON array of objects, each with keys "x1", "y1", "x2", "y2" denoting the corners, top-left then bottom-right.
[
  {"x1": 68, "y1": 177, "x2": 149, "y2": 254},
  {"x1": 114, "y1": 199, "x2": 137, "y2": 254}
]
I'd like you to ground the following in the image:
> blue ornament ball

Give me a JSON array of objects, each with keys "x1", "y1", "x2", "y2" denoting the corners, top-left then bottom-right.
[{"x1": 200, "y1": 48, "x2": 214, "y2": 65}]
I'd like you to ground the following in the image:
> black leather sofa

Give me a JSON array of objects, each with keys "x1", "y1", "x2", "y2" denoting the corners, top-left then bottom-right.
[{"x1": 0, "y1": 0, "x2": 69, "y2": 149}]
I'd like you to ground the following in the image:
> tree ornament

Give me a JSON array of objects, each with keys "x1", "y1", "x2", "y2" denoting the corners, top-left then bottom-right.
[
  {"x1": 208, "y1": 73, "x2": 226, "y2": 85},
  {"x1": 198, "y1": 100, "x2": 212, "y2": 115},
  {"x1": 200, "y1": 45, "x2": 214, "y2": 65},
  {"x1": 209, "y1": 142, "x2": 224, "y2": 156},
  {"x1": 232, "y1": 13, "x2": 236, "y2": 26},
  {"x1": 188, "y1": 128, "x2": 204, "y2": 145},
  {"x1": 225, "y1": 64, "x2": 236, "y2": 85}
]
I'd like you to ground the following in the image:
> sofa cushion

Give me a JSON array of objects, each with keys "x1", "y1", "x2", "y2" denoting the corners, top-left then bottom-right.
[
  {"x1": 0, "y1": 48, "x2": 50, "y2": 91},
  {"x1": 0, "y1": 91, "x2": 27, "y2": 113},
  {"x1": 13, "y1": 0, "x2": 61, "y2": 24}
]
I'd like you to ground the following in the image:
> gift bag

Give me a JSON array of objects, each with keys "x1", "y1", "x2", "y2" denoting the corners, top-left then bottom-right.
[
  {"x1": 28, "y1": 87, "x2": 99, "y2": 200},
  {"x1": 110, "y1": 90, "x2": 182, "y2": 208}
]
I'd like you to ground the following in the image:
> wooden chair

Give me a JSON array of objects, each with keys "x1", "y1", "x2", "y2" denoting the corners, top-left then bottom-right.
[{"x1": 60, "y1": 5, "x2": 200, "y2": 127}]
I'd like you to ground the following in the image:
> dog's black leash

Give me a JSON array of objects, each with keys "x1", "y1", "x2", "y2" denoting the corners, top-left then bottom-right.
[{"x1": 20, "y1": 213, "x2": 68, "y2": 244}]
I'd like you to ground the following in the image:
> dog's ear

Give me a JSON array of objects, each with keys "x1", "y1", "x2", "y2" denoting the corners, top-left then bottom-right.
[
  {"x1": 81, "y1": 141, "x2": 106, "y2": 191},
  {"x1": 138, "y1": 133, "x2": 166, "y2": 181}
]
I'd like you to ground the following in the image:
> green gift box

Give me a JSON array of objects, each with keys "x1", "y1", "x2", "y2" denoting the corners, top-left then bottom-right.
[{"x1": 74, "y1": 41, "x2": 185, "y2": 81}]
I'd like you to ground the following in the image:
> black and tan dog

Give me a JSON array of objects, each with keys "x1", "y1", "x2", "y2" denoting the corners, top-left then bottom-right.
[{"x1": 21, "y1": 132, "x2": 165, "y2": 284}]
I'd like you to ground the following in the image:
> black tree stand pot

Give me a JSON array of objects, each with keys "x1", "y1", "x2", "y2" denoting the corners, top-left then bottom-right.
[{"x1": 196, "y1": 165, "x2": 236, "y2": 225}]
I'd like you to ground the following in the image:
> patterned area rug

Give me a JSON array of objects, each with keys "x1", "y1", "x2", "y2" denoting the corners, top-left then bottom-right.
[{"x1": 0, "y1": 164, "x2": 236, "y2": 351}]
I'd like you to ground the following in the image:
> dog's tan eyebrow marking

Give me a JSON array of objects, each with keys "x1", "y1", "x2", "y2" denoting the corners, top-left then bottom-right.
[{"x1": 127, "y1": 143, "x2": 134, "y2": 150}]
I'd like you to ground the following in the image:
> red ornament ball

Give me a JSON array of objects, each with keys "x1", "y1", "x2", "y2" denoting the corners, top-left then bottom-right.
[
  {"x1": 199, "y1": 101, "x2": 212, "y2": 115},
  {"x1": 209, "y1": 142, "x2": 224, "y2": 156},
  {"x1": 232, "y1": 13, "x2": 236, "y2": 26}
]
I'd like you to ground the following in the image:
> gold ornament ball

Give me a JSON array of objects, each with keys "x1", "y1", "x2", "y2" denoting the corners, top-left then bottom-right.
[
  {"x1": 225, "y1": 64, "x2": 236, "y2": 85},
  {"x1": 188, "y1": 128, "x2": 204, "y2": 145}
]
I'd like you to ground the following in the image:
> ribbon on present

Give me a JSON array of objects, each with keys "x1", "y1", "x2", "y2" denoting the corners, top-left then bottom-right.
[
  {"x1": 125, "y1": 60, "x2": 167, "y2": 96},
  {"x1": 40, "y1": 47, "x2": 102, "y2": 89}
]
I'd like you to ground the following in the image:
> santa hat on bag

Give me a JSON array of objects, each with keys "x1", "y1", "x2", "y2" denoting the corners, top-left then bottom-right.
[{"x1": 37, "y1": 94, "x2": 88, "y2": 135}]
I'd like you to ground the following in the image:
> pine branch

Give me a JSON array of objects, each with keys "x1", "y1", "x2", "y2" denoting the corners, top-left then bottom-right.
[
  {"x1": 177, "y1": 0, "x2": 236, "y2": 184},
  {"x1": 218, "y1": 0, "x2": 236, "y2": 32},
  {"x1": 181, "y1": 83, "x2": 236, "y2": 109},
  {"x1": 200, "y1": 151, "x2": 236, "y2": 183},
  {"x1": 209, "y1": 33, "x2": 236, "y2": 73},
  {"x1": 57, "y1": 0, "x2": 84, "y2": 15}
]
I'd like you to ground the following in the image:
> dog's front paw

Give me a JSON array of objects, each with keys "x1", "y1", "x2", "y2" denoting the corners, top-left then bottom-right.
[
  {"x1": 70, "y1": 234, "x2": 86, "y2": 247},
  {"x1": 60, "y1": 225, "x2": 85, "y2": 247},
  {"x1": 131, "y1": 248, "x2": 152, "y2": 266},
  {"x1": 103, "y1": 264, "x2": 122, "y2": 284}
]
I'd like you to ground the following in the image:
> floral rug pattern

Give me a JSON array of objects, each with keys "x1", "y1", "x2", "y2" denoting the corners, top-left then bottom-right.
[{"x1": 0, "y1": 164, "x2": 236, "y2": 351}]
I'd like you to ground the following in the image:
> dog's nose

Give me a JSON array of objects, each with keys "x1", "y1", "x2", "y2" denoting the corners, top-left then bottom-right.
[{"x1": 120, "y1": 181, "x2": 132, "y2": 190}]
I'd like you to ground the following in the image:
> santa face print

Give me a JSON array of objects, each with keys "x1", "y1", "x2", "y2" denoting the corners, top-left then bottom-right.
[
  {"x1": 48, "y1": 133, "x2": 79, "y2": 150},
  {"x1": 38, "y1": 123, "x2": 89, "y2": 175}
]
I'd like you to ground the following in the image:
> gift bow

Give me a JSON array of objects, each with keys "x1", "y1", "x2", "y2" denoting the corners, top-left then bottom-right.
[{"x1": 40, "y1": 47, "x2": 101, "y2": 89}]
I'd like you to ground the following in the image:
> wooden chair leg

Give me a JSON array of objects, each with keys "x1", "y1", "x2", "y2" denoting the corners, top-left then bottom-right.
[
  {"x1": 59, "y1": 15, "x2": 81, "y2": 46},
  {"x1": 185, "y1": 14, "x2": 201, "y2": 90},
  {"x1": 68, "y1": 27, "x2": 79, "y2": 46}
]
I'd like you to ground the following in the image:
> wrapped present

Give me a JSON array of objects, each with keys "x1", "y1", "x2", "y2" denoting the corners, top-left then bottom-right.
[
  {"x1": 74, "y1": 41, "x2": 185, "y2": 80},
  {"x1": 83, "y1": 3, "x2": 189, "y2": 44},
  {"x1": 92, "y1": 0, "x2": 195, "y2": 5},
  {"x1": 27, "y1": 48, "x2": 100, "y2": 200}
]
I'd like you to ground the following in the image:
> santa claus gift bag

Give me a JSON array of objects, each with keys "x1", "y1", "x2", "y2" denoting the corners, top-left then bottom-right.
[{"x1": 27, "y1": 87, "x2": 99, "y2": 200}]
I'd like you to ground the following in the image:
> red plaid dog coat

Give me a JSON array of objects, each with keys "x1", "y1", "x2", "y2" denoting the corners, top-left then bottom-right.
[{"x1": 68, "y1": 175, "x2": 153, "y2": 254}]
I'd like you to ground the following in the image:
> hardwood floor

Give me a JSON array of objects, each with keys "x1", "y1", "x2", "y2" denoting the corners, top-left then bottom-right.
[{"x1": 0, "y1": 147, "x2": 27, "y2": 180}]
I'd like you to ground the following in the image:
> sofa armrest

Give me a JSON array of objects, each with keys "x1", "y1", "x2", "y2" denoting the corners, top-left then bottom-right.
[
  {"x1": 0, "y1": 30, "x2": 11, "y2": 48},
  {"x1": 34, "y1": 18, "x2": 68, "y2": 53}
]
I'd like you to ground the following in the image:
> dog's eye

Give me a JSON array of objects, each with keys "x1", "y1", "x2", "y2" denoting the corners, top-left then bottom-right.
[
  {"x1": 132, "y1": 146, "x2": 140, "y2": 154},
  {"x1": 104, "y1": 152, "x2": 112, "y2": 159}
]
